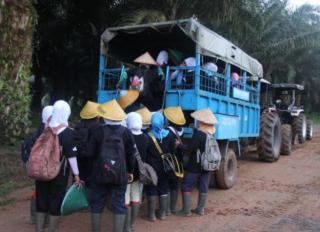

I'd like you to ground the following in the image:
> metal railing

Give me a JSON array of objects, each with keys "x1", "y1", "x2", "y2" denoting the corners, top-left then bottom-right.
[{"x1": 199, "y1": 69, "x2": 227, "y2": 96}]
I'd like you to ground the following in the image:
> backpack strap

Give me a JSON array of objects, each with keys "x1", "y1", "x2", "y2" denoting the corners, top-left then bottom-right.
[{"x1": 148, "y1": 133, "x2": 165, "y2": 159}]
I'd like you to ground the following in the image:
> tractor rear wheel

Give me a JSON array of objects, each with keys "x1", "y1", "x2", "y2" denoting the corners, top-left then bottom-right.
[
  {"x1": 306, "y1": 120, "x2": 313, "y2": 140},
  {"x1": 215, "y1": 149, "x2": 237, "y2": 189},
  {"x1": 293, "y1": 114, "x2": 307, "y2": 144},
  {"x1": 257, "y1": 112, "x2": 282, "y2": 162},
  {"x1": 281, "y1": 124, "x2": 292, "y2": 156}
]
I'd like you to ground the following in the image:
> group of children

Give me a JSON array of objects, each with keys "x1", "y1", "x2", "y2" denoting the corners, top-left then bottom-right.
[{"x1": 31, "y1": 96, "x2": 218, "y2": 232}]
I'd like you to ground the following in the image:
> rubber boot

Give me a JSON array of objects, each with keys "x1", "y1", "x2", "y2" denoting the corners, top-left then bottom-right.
[
  {"x1": 91, "y1": 213, "x2": 102, "y2": 232},
  {"x1": 170, "y1": 190, "x2": 178, "y2": 214},
  {"x1": 157, "y1": 195, "x2": 167, "y2": 220},
  {"x1": 166, "y1": 192, "x2": 171, "y2": 216},
  {"x1": 144, "y1": 196, "x2": 157, "y2": 222},
  {"x1": 48, "y1": 215, "x2": 59, "y2": 232},
  {"x1": 131, "y1": 204, "x2": 140, "y2": 229},
  {"x1": 191, "y1": 193, "x2": 207, "y2": 215},
  {"x1": 113, "y1": 214, "x2": 126, "y2": 232},
  {"x1": 30, "y1": 198, "x2": 36, "y2": 224},
  {"x1": 123, "y1": 207, "x2": 132, "y2": 232},
  {"x1": 35, "y1": 212, "x2": 46, "y2": 232},
  {"x1": 177, "y1": 193, "x2": 192, "y2": 217}
]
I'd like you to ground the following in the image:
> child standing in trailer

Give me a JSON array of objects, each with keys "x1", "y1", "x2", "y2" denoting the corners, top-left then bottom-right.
[
  {"x1": 163, "y1": 106, "x2": 186, "y2": 215},
  {"x1": 178, "y1": 108, "x2": 218, "y2": 217}
]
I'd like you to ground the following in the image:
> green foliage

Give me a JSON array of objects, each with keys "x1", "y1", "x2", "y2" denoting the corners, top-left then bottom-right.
[{"x1": 0, "y1": 0, "x2": 36, "y2": 144}]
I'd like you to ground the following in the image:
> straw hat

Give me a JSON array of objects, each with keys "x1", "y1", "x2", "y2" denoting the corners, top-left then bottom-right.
[
  {"x1": 117, "y1": 90, "x2": 139, "y2": 109},
  {"x1": 135, "y1": 107, "x2": 152, "y2": 125},
  {"x1": 134, "y1": 52, "x2": 158, "y2": 66},
  {"x1": 163, "y1": 106, "x2": 186, "y2": 126},
  {"x1": 191, "y1": 108, "x2": 218, "y2": 125},
  {"x1": 80, "y1": 101, "x2": 100, "y2": 119},
  {"x1": 97, "y1": 99, "x2": 126, "y2": 121}
]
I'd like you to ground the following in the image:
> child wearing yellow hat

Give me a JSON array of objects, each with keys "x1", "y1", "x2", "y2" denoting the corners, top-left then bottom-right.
[
  {"x1": 178, "y1": 108, "x2": 218, "y2": 217},
  {"x1": 163, "y1": 106, "x2": 186, "y2": 215},
  {"x1": 74, "y1": 101, "x2": 102, "y2": 187}
]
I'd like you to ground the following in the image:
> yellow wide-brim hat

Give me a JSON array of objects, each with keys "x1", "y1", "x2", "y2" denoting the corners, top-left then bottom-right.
[
  {"x1": 117, "y1": 90, "x2": 139, "y2": 109},
  {"x1": 97, "y1": 99, "x2": 127, "y2": 121},
  {"x1": 134, "y1": 52, "x2": 158, "y2": 66},
  {"x1": 135, "y1": 107, "x2": 152, "y2": 125},
  {"x1": 80, "y1": 101, "x2": 100, "y2": 119},
  {"x1": 163, "y1": 106, "x2": 186, "y2": 126},
  {"x1": 191, "y1": 108, "x2": 218, "y2": 125}
]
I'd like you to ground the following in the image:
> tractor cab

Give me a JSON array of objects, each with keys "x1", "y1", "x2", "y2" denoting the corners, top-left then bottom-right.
[{"x1": 271, "y1": 83, "x2": 304, "y2": 117}]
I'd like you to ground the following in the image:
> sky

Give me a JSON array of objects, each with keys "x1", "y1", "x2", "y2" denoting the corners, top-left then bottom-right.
[{"x1": 289, "y1": 0, "x2": 320, "y2": 7}]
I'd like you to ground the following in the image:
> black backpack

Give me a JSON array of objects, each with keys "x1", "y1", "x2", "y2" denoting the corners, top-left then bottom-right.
[{"x1": 96, "y1": 126, "x2": 127, "y2": 185}]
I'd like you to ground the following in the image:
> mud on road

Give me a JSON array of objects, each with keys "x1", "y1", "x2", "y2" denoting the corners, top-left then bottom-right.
[{"x1": 1, "y1": 128, "x2": 320, "y2": 232}]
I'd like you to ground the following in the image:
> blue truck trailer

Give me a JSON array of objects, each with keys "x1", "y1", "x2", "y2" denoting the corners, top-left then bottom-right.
[{"x1": 96, "y1": 18, "x2": 283, "y2": 189}]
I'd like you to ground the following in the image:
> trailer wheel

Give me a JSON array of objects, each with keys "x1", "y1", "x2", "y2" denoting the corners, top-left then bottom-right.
[
  {"x1": 215, "y1": 149, "x2": 237, "y2": 189},
  {"x1": 293, "y1": 114, "x2": 307, "y2": 144},
  {"x1": 306, "y1": 120, "x2": 313, "y2": 140},
  {"x1": 257, "y1": 112, "x2": 282, "y2": 162},
  {"x1": 281, "y1": 124, "x2": 292, "y2": 156}
]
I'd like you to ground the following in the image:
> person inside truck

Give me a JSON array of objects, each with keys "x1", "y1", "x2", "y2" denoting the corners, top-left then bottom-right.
[{"x1": 170, "y1": 57, "x2": 195, "y2": 88}]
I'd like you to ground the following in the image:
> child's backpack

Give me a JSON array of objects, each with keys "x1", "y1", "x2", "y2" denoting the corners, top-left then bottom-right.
[
  {"x1": 197, "y1": 133, "x2": 221, "y2": 171},
  {"x1": 134, "y1": 148, "x2": 158, "y2": 186},
  {"x1": 96, "y1": 126, "x2": 127, "y2": 185},
  {"x1": 27, "y1": 126, "x2": 65, "y2": 181},
  {"x1": 149, "y1": 133, "x2": 184, "y2": 179}
]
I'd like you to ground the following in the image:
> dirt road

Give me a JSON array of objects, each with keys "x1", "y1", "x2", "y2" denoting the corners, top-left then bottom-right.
[{"x1": 1, "y1": 129, "x2": 320, "y2": 232}]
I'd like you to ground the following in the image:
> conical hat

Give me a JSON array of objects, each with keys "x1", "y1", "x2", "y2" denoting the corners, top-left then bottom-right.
[
  {"x1": 163, "y1": 106, "x2": 186, "y2": 126},
  {"x1": 97, "y1": 99, "x2": 126, "y2": 121},
  {"x1": 134, "y1": 52, "x2": 158, "y2": 66},
  {"x1": 80, "y1": 101, "x2": 100, "y2": 119},
  {"x1": 191, "y1": 108, "x2": 218, "y2": 125},
  {"x1": 135, "y1": 107, "x2": 152, "y2": 125},
  {"x1": 117, "y1": 90, "x2": 139, "y2": 109}
]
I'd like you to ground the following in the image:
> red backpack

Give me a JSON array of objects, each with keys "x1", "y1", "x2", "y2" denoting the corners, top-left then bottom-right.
[{"x1": 27, "y1": 126, "x2": 65, "y2": 181}]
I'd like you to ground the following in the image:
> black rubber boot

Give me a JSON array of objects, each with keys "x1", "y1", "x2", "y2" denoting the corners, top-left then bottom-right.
[
  {"x1": 48, "y1": 215, "x2": 59, "y2": 232},
  {"x1": 177, "y1": 193, "x2": 192, "y2": 217},
  {"x1": 131, "y1": 204, "x2": 140, "y2": 229},
  {"x1": 91, "y1": 213, "x2": 102, "y2": 232},
  {"x1": 170, "y1": 190, "x2": 178, "y2": 214},
  {"x1": 113, "y1": 214, "x2": 126, "y2": 232},
  {"x1": 166, "y1": 192, "x2": 171, "y2": 216},
  {"x1": 35, "y1": 212, "x2": 46, "y2": 232},
  {"x1": 144, "y1": 196, "x2": 157, "y2": 222},
  {"x1": 123, "y1": 207, "x2": 132, "y2": 232},
  {"x1": 191, "y1": 193, "x2": 207, "y2": 215},
  {"x1": 157, "y1": 195, "x2": 167, "y2": 220},
  {"x1": 30, "y1": 198, "x2": 36, "y2": 224}
]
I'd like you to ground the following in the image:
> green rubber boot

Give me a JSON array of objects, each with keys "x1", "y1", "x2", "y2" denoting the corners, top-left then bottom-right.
[
  {"x1": 48, "y1": 215, "x2": 59, "y2": 232},
  {"x1": 113, "y1": 214, "x2": 126, "y2": 232},
  {"x1": 170, "y1": 190, "x2": 178, "y2": 214},
  {"x1": 35, "y1": 212, "x2": 46, "y2": 232},
  {"x1": 157, "y1": 195, "x2": 167, "y2": 220},
  {"x1": 166, "y1": 192, "x2": 171, "y2": 216},
  {"x1": 144, "y1": 196, "x2": 157, "y2": 222},
  {"x1": 191, "y1": 193, "x2": 207, "y2": 216},
  {"x1": 123, "y1": 207, "x2": 132, "y2": 232},
  {"x1": 131, "y1": 204, "x2": 140, "y2": 229},
  {"x1": 91, "y1": 213, "x2": 102, "y2": 232},
  {"x1": 177, "y1": 193, "x2": 192, "y2": 217}
]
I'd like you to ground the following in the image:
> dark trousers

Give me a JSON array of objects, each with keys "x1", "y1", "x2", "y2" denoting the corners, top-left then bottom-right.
[
  {"x1": 89, "y1": 182, "x2": 127, "y2": 214},
  {"x1": 145, "y1": 178, "x2": 169, "y2": 196},
  {"x1": 35, "y1": 181, "x2": 66, "y2": 216},
  {"x1": 168, "y1": 177, "x2": 180, "y2": 191},
  {"x1": 181, "y1": 172, "x2": 210, "y2": 193}
]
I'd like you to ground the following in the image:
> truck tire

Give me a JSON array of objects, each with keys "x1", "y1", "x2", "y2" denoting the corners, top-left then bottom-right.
[
  {"x1": 215, "y1": 149, "x2": 237, "y2": 189},
  {"x1": 281, "y1": 124, "x2": 292, "y2": 156},
  {"x1": 257, "y1": 112, "x2": 282, "y2": 162},
  {"x1": 293, "y1": 114, "x2": 307, "y2": 144},
  {"x1": 306, "y1": 120, "x2": 313, "y2": 140}
]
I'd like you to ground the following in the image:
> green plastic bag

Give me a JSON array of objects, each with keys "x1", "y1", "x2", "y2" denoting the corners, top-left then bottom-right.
[{"x1": 60, "y1": 183, "x2": 89, "y2": 216}]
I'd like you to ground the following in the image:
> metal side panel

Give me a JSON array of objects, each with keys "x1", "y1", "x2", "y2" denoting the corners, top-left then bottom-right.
[
  {"x1": 97, "y1": 90, "x2": 118, "y2": 103},
  {"x1": 214, "y1": 114, "x2": 240, "y2": 140}
]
